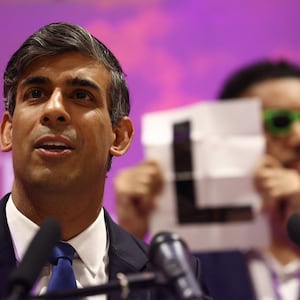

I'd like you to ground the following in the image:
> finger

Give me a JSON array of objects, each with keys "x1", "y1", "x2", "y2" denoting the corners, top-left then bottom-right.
[{"x1": 256, "y1": 154, "x2": 282, "y2": 170}]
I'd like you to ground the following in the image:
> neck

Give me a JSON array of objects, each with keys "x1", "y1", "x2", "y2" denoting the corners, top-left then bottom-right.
[
  {"x1": 266, "y1": 238, "x2": 300, "y2": 265},
  {"x1": 11, "y1": 181, "x2": 104, "y2": 240}
]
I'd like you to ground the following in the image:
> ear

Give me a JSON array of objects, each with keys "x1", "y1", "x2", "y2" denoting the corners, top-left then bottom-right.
[
  {"x1": 110, "y1": 117, "x2": 134, "y2": 157},
  {"x1": 0, "y1": 112, "x2": 13, "y2": 152}
]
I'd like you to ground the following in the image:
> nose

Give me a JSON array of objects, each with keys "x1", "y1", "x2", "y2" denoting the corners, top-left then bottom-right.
[
  {"x1": 40, "y1": 89, "x2": 71, "y2": 126},
  {"x1": 288, "y1": 121, "x2": 300, "y2": 147}
]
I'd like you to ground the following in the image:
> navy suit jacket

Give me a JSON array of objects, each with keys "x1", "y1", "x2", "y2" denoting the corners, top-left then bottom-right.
[
  {"x1": 197, "y1": 251, "x2": 256, "y2": 300},
  {"x1": 0, "y1": 194, "x2": 207, "y2": 300}
]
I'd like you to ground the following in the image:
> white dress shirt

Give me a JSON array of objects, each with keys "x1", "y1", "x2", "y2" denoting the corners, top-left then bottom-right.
[
  {"x1": 6, "y1": 195, "x2": 109, "y2": 300},
  {"x1": 248, "y1": 249, "x2": 300, "y2": 300}
]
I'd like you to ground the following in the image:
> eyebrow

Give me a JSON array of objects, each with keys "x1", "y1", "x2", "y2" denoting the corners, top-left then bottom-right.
[
  {"x1": 20, "y1": 76, "x2": 102, "y2": 93},
  {"x1": 21, "y1": 76, "x2": 50, "y2": 87},
  {"x1": 67, "y1": 77, "x2": 101, "y2": 93}
]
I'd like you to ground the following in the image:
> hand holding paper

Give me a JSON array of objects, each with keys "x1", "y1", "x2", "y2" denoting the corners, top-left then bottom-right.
[{"x1": 142, "y1": 99, "x2": 270, "y2": 251}]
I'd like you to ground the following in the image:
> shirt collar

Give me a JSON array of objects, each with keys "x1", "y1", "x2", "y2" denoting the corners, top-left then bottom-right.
[
  {"x1": 6, "y1": 194, "x2": 108, "y2": 277},
  {"x1": 67, "y1": 208, "x2": 108, "y2": 276},
  {"x1": 248, "y1": 249, "x2": 300, "y2": 279},
  {"x1": 6, "y1": 194, "x2": 40, "y2": 263},
  {"x1": 262, "y1": 250, "x2": 300, "y2": 279}
]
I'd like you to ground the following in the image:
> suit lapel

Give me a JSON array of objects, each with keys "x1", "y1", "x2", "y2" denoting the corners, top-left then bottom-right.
[
  {"x1": 0, "y1": 193, "x2": 17, "y2": 298},
  {"x1": 104, "y1": 209, "x2": 150, "y2": 277},
  {"x1": 104, "y1": 209, "x2": 156, "y2": 300}
]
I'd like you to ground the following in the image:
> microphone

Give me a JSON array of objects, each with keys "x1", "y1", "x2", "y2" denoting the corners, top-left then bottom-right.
[
  {"x1": 149, "y1": 231, "x2": 207, "y2": 300},
  {"x1": 28, "y1": 231, "x2": 209, "y2": 300},
  {"x1": 7, "y1": 218, "x2": 61, "y2": 300},
  {"x1": 287, "y1": 213, "x2": 300, "y2": 246}
]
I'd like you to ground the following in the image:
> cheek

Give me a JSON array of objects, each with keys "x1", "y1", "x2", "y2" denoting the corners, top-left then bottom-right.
[
  {"x1": 266, "y1": 136, "x2": 289, "y2": 160},
  {"x1": 84, "y1": 117, "x2": 115, "y2": 151},
  {"x1": 92, "y1": 130, "x2": 115, "y2": 150},
  {"x1": 11, "y1": 118, "x2": 31, "y2": 144}
]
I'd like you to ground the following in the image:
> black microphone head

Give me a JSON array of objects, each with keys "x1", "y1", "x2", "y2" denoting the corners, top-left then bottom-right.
[
  {"x1": 287, "y1": 213, "x2": 300, "y2": 247},
  {"x1": 8, "y1": 218, "x2": 61, "y2": 297},
  {"x1": 149, "y1": 231, "x2": 189, "y2": 279},
  {"x1": 149, "y1": 231, "x2": 203, "y2": 300},
  {"x1": 149, "y1": 231, "x2": 186, "y2": 254}
]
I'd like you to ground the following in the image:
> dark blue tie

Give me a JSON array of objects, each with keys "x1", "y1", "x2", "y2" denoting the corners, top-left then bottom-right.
[{"x1": 47, "y1": 242, "x2": 77, "y2": 292}]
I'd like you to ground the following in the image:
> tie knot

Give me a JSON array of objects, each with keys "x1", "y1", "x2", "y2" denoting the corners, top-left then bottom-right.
[{"x1": 50, "y1": 242, "x2": 75, "y2": 265}]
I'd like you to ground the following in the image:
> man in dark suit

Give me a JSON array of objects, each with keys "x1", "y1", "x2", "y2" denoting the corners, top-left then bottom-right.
[{"x1": 0, "y1": 22, "x2": 208, "y2": 299}]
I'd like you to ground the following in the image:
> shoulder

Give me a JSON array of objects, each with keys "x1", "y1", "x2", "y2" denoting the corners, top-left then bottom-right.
[{"x1": 103, "y1": 208, "x2": 151, "y2": 271}]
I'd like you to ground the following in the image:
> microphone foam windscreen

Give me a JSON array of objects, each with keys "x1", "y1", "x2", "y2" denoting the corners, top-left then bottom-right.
[{"x1": 9, "y1": 218, "x2": 61, "y2": 292}]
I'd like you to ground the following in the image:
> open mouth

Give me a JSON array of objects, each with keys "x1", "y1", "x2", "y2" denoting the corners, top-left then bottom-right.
[
  {"x1": 34, "y1": 140, "x2": 75, "y2": 156},
  {"x1": 34, "y1": 136, "x2": 75, "y2": 157},
  {"x1": 38, "y1": 142, "x2": 72, "y2": 151}
]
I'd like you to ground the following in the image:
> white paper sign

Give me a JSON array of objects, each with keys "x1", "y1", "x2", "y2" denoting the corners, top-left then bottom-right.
[{"x1": 142, "y1": 99, "x2": 270, "y2": 251}]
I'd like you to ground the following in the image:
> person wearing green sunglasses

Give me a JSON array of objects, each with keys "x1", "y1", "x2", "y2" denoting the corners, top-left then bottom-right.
[
  {"x1": 114, "y1": 59, "x2": 300, "y2": 300},
  {"x1": 214, "y1": 59, "x2": 300, "y2": 300}
]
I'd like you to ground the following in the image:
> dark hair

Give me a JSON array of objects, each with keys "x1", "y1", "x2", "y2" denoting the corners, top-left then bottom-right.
[
  {"x1": 218, "y1": 59, "x2": 300, "y2": 100},
  {"x1": 3, "y1": 22, "x2": 130, "y2": 127}
]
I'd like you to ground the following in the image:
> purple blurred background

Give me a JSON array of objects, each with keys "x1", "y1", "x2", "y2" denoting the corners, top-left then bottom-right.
[{"x1": 1, "y1": 0, "x2": 300, "y2": 216}]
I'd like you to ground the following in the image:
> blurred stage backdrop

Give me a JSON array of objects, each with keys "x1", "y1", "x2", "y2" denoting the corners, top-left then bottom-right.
[{"x1": 1, "y1": 0, "x2": 300, "y2": 217}]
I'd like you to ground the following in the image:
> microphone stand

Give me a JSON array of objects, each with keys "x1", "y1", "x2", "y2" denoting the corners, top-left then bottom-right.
[{"x1": 27, "y1": 271, "x2": 166, "y2": 300}]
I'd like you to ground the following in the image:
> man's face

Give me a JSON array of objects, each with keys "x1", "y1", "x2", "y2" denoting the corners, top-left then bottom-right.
[
  {"x1": 242, "y1": 78, "x2": 300, "y2": 170},
  {"x1": 1, "y1": 52, "x2": 126, "y2": 193}
]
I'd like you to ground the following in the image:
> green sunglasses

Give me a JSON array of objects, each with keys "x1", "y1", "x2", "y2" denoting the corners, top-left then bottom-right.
[{"x1": 263, "y1": 109, "x2": 300, "y2": 136}]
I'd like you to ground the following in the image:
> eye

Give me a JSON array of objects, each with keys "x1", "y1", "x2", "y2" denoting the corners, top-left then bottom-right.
[
  {"x1": 24, "y1": 88, "x2": 46, "y2": 101},
  {"x1": 71, "y1": 90, "x2": 94, "y2": 102},
  {"x1": 32, "y1": 89, "x2": 42, "y2": 98}
]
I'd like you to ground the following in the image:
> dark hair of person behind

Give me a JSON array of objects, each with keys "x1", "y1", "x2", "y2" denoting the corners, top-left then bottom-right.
[
  {"x1": 218, "y1": 59, "x2": 300, "y2": 100},
  {"x1": 3, "y1": 22, "x2": 130, "y2": 127}
]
